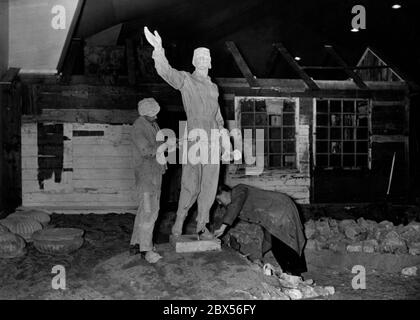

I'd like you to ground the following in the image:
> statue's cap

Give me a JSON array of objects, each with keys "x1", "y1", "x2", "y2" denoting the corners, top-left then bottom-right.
[{"x1": 193, "y1": 47, "x2": 211, "y2": 58}]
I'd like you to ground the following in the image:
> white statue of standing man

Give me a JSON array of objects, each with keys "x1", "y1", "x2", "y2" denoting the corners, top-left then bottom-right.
[{"x1": 144, "y1": 26, "x2": 237, "y2": 239}]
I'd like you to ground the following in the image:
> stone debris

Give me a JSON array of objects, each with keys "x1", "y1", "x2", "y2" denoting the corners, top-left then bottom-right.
[
  {"x1": 305, "y1": 217, "x2": 420, "y2": 256},
  {"x1": 401, "y1": 266, "x2": 418, "y2": 277},
  {"x1": 408, "y1": 242, "x2": 420, "y2": 256},
  {"x1": 262, "y1": 268, "x2": 335, "y2": 300}
]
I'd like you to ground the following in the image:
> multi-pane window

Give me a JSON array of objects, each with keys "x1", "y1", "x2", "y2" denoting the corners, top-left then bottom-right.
[
  {"x1": 237, "y1": 97, "x2": 297, "y2": 169},
  {"x1": 315, "y1": 99, "x2": 370, "y2": 168}
]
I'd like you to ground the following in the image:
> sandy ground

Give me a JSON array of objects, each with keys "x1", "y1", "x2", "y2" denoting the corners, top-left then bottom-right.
[{"x1": 0, "y1": 213, "x2": 419, "y2": 300}]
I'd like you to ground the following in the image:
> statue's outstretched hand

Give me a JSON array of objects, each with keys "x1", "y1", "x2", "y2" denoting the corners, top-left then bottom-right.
[{"x1": 144, "y1": 26, "x2": 162, "y2": 50}]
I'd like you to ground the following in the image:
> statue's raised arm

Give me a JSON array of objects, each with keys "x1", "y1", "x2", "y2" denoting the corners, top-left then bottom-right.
[{"x1": 143, "y1": 26, "x2": 185, "y2": 90}]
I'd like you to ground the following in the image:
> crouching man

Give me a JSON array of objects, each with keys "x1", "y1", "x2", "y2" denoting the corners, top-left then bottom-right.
[
  {"x1": 214, "y1": 184, "x2": 307, "y2": 276},
  {"x1": 130, "y1": 98, "x2": 166, "y2": 263}
]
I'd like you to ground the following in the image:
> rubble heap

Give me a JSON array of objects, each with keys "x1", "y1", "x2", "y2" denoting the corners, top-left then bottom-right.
[{"x1": 304, "y1": 218, "x2": 420, "y2": 255}]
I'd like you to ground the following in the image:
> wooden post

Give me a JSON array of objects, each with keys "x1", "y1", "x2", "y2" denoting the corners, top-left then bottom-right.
[{"x1": 273, "y1": 43, "x2": 319, "y2": 90}]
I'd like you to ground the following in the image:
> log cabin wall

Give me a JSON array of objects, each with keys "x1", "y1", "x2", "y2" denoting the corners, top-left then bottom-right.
[{"x1": 19, "y1": 79, "x2": 411, "y2": 213}]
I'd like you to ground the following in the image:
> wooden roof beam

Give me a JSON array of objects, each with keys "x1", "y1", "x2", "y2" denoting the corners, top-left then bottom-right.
[
  {"x1": 324, "y1": 45, "x2": 368, "y2": 89},
  {"x1": 225, "y1": 41, "x2": 259, "y2": 88},
  {"x1": 273, "y1": 43, "x2": 319, "y2": 90}
]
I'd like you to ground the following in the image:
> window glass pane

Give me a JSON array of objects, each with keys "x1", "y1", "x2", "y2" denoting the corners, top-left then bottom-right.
[
  {"x1": 269, "y1": 128, "x2": 282, "y2": 139},
  {"x1": 330, "y1": 114, "x2": 341, "y2": 126},
  {"x1": 356, "y1": 128, "x2": 368, "y2": 140},
  {"x1": 357, "y1": 101, "x2": 368, "y2": 114},
  {"x1": 317, "y1": 128, "x2": 328, "y2": 139},
  {"x1": 356, "y1": 141, "x2": 368, "y2": 153},
  {"x1": 283, "y1": 155, "x2": 296, "y2": 167},
  {"x1": 269, "y1": 155, "x2": 282, "y2": 167},
  {"x1": 343, "y1": 100, "x2": 355, "y2": 113},
  {"x1": 317, "y1": 99, "x2": 328, "y2": 113},
  {"x1": 331, "y1": 141, "x2": 341, "y2": 154},
  {"x1": 255, "y1": 100, "x2": 266, "y2": 112},
  {"x1": 241, "y1": 113, "x2": 254, "y2": 126},
  {"x1": 356, "y1": 115, "x2": 368, "y2": 127},
  {"x1": 255, "y1": 113, "x2": 268, "y2": 125},
  {"x1": 241, "y1": 99, "x2": 254, "y2": 112},
  {"x1": 283, "y1": 114, "x2": 295, "y2": 125},
  {"x1": 356, "y1": 155, "x2": 368, "y2": 167},
  {"x1": 343, "y1": 128, "x2": 354, "y2": 140},
  {"x1": 316, "y1": 141, "x2": 328, "y2": 153},
  {"x1": 330, "y1": 100, "x2": 342, "y2": 113},
  {"x1": 330, "y1": 154, "x2": 341, "y2": 167},
  {"x1": 343, "y1": 141, "x2": 355, "y2": 153},
  {"x1": 317, "y1": 114, "x2": 329, "y2": 126},
  {"x1": 283, "y1": 99, "x2": 295, "y2": 112},
  {"x1": 343, "y1": 155, "x2": 355, "y2": 167},
  {"x1": 343, "y1": 114, "x2": 355, "y2": 126},
  {"x1": 330, "y1": 128, "x2": 341, "y2": 140},
  {"x1": 283, "y1": 141, "x2": 295, "y2": 153},
  {"x1": 316, "y1": 154, "x2": 328, "y2": 166},
  {"x1": 270, "y1": 115, "x2": 282, "y2": 126},
  {"x1": 283, "y1": 127, "x2": 295, "y2": 139},
  {"x1": 269, "y1": 141, "x2": 282, "y2": 153}
]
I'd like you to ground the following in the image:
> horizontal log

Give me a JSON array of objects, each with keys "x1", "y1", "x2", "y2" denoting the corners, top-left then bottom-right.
[
  {"x1": 73, "y1": 179, "x2": 135, "y2": 189},
  {"x1": 22, "y1": 201, "x2": 139, "y2": 208},
  {"x1": 22, "y1": 109, "x2": 139, "y2": 124},
  {"x1": 73, "y1": 157, "x2": 133, "y2": 169},
  {"x1": 73, "y1": 145, "x2": 132, "y2": 157},
  {"x1": 73, "y1": 168, "x2": 134, "y2": 180},
  {"x1": 71, "y1": 136, "x2": 132, "y2": 145},
  {"x1": 23, "y1": 191, "x2": 138, "y2": 203},
  {"x1": 371, "y1": 135, "x2": 407, "y2": 143},
  {"x1": 371, "y1": 100, "x2": 406, "y2": 107},
  {"x1": 18, "y1": 205, "x2": 137, "y2": 214}
]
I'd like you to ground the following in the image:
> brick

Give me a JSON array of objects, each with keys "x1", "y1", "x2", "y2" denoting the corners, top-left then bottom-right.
[{"x1": 170, "y1": 235, "x2": 221, "y2": 253}]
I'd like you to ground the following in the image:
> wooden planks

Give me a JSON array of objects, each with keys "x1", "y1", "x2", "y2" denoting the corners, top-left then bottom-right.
[{"x1": 21, "y1": 122, "x2": 139, "y2": 210}]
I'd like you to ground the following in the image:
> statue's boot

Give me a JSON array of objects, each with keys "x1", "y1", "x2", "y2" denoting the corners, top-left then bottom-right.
[{"x1": 197, "y1": 226, "x2": 214, "y2": 240}]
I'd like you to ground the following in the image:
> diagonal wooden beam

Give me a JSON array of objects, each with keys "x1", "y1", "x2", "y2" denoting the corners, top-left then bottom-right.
[
  {"x1": 273, "y1": 43, "x2": 319, "y2": 90},
  {"x1": 225, "y1": 41, "x2": 259, "y2": 88},
  {"x1": 324, "y1": 45, "x2": 368, "y2": 89}
]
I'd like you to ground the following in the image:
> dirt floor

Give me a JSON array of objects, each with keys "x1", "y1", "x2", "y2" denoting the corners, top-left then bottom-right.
[{"x1": 0, "y1": 213, "x2": 419, "y2": 300}]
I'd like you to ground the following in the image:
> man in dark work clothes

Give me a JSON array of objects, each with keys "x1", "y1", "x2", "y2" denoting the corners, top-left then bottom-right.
[{"x1": 214, "y1": 184, "x2": 307, "y2": 276}]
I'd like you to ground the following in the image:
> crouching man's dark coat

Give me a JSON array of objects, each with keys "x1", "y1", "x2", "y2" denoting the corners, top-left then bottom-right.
[{"x1": 222, "y1": 184, "x2": 306, "y2": 255}]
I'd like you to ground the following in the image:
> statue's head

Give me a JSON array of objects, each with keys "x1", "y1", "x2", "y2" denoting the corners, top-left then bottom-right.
[{"x1": 192, "y1": 47, "x2": 211, "y2": 70}]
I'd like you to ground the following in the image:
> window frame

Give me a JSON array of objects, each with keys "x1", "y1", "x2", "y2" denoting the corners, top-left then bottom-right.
[
  {"x1": 234, "y1": 96, "x2": 300, "y2": 171},
  {"x1": 313, "y1": 98, "x2": 372, "y2": 170}
]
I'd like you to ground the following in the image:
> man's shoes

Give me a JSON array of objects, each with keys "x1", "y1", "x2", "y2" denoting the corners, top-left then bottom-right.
[{"x1": 129, "y1": 244, "x2": 140, "y2": 256}]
